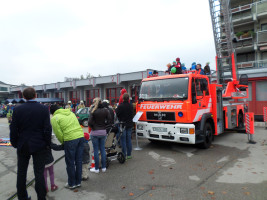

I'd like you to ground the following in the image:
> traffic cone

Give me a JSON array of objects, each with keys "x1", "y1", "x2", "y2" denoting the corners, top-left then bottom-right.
[{"x1": 90, "y1": 152, "x2": 95, "y2": 169}]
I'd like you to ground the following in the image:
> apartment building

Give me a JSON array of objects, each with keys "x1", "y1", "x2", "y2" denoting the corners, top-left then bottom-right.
[{"x1": 230, "y1": 0, "x2": 267, "y2": 119}]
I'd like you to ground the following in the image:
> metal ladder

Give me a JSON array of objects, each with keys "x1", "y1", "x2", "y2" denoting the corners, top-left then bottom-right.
[{"x1": 208, "y1": 0, "x2": 238, "y2": 87}]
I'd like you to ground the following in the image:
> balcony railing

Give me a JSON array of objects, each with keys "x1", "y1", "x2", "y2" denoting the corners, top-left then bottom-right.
[
  {"x1": 237, "y1": 60, "x2": 267, "y2": 69},
  {"x1": 253, "y1": 0, "x2": 267, "y2": 16},
  {"x1": 230, "y1": 1, "x2": 267, "y2": 22},
  {"x1": 257, "y1": 30, "x2": 267, "y2": 46}
]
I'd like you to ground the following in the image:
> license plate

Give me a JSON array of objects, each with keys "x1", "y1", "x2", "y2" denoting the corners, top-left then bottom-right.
[{"x1": 152, "y1": 127, "x2": 167, "y2": 132}]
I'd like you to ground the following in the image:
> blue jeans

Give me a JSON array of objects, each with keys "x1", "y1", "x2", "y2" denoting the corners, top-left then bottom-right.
[
  {"x1": 91, "y1": 135, "x2": 106, "y2": 170},
  {"x1": 121, "y1": 127, "x2": 132, "y2": 157},
  {"x1": 64, "y1": 137, "x2": 84, "y2": 187}
]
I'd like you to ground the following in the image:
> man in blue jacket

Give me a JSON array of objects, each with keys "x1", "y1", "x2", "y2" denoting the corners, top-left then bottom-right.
[{"x1": 10, "y1": 87, "x2": 52, "y2": 200}]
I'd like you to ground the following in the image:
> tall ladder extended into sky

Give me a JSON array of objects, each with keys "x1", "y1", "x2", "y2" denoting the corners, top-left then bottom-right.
[{"x1": 208, "y1": 0, "x2": 238, "y2": 87}]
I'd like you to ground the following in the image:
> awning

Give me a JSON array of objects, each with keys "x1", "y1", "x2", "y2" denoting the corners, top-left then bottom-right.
[{"x1": 5, "y1": 98, "x2": 63, "y2": 104}]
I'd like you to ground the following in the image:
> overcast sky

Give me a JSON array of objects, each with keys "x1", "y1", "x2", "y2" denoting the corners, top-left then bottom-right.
[{"x1": 0, "y1": 0, "x2": 216, "y2": 86}]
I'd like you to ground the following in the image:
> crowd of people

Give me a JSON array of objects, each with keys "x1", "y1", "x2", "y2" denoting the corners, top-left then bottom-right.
[
  {"x1": 8, "y1": 87, "x2": 134, "y2": 200},
  {"x1": 165, "y1": 57, "x2": 211, "y2": 75}
]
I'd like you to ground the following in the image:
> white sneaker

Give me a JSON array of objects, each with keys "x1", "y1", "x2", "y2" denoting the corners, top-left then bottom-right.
[
  {"x1": 102, "y1": 168, "x2": 106, "y2": 172},
  {"x1": 90, "y1": 168, "x2": 99, "y2": 173},
  {"x1": 65, "y1": 183, "x2": 76, "y2": 189}
]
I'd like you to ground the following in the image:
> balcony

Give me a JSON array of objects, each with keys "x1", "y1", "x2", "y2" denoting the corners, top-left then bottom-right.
[
  {"x1": 230, "y1": 1, "x2": 267, "y2": 25},
  {"x1": 220, "y1": 33, "x2": 254, "y2": 53},
  {"x1": 257, "y1": 30, "x2": 267, "y2": 48},
  {"x1": 237, "y1": 60, "x2": 267, "y2": 70}
]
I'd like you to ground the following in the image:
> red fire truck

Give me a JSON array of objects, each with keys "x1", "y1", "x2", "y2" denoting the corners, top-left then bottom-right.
[
  {"x1": 135, "y1": 0, "x2": 253, "y2": 148},
  {"x1": 135, "y1": 59, "x2": 248, "y2": 148}
]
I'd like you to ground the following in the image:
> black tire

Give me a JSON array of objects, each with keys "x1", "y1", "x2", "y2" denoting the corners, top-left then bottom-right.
[
  {"x1": 82, "y1": 119, "x2": 88, "y2": 127},
  {"x1": 198, "y1": 123, "x2": 213, "y2": 149},
  {"x1": 117, "y1": 152, "x2": 126, "y2": 164}
]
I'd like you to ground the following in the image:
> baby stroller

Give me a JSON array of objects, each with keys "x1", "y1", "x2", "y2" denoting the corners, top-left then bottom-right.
[{"x1": 105, "y1": 122, "x2": 126, "y2": 168}]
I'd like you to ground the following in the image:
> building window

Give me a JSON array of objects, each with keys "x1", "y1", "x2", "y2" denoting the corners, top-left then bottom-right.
[
  {"x1": 43, "y1": 93, "x2": 50, "y2": 98},
  {"x1": 85, "y1": 89, "x2": 99, "y2": 106},
  {"x1": 256, "y1": 81, "x2": 267, "y2": 101},
  {"x1": 55, "y1": 92, "x2": 63, "y2": 99},
  {"x1": 0, "y1": 87, "x2": 8, "y2": 91},
  {"x1": 237, "y1": 52, "x2": 255, "y2": 62},
  {"x1": 70, "y1": 91, "x2": 80, "y2": 104},
  {"x1": 106, "y1": 87, "x2": 122, "y2": 105},
  {"x1": 261, "y1": 23, "x2": 267, "y2": 31}
]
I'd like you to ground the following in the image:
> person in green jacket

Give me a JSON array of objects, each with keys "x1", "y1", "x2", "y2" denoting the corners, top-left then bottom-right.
[{"x1": 50, "y1": 105, "x2": 84, "y2": 189}]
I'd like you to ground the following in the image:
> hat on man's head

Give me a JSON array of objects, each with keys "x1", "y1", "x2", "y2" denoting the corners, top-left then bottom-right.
[
  {"x1": 80, "y1": 101, "x2": 84, "y2": 104},
  {"x1": 68, "y1": 101, "x2": 71, "y2": 104},
  {"x1": 8, "y1": 103, "x2": 12, "y2": 105},
  {"x1": 173, "y1": 61, "x2": 177, "y2": 64},
  {"x1": 176, "y1": 57, "x2": 180, "y2": 62}
]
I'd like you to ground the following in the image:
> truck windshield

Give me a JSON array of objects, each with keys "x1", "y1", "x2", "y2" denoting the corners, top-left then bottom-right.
[{"x1": 139, "y1": 77, "x2": 188, "y2": 100}]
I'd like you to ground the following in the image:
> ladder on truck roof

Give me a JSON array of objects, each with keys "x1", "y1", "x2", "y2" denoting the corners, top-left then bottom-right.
[{"x1": 208, "y1": 0, "x2": 238, "y2": 87}]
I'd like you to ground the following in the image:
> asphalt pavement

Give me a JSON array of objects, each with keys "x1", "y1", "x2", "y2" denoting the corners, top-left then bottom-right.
[{"x1": 0, "y1": 117, "x2": 267, "y2": 200}]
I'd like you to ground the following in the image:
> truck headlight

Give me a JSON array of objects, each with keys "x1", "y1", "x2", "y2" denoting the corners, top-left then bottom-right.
[
  {"x1": 180, "y1": 128, "x2": 188, "y2": 134},
  {"x1": 137, "y1": 124, "x2": 144, "y2": 130}
]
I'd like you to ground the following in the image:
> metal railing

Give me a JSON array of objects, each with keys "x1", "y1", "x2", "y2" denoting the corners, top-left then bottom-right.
[
  {"x1": 257, "y1": 30, "x2": 267, "y2": 45},
  {"x1": 237, "y1": 60, "x2": 267, "y2": 69},
  {"x1": 230, "y1": 0, "x2": 267, "y2": 21}
]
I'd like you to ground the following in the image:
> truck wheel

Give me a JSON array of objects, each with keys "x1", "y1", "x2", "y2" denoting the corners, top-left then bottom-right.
[
  {"x1": 198, "y1": 123, "x2": 213, "y2": 149},
  {"x1": 82, "y1": 119, "x2": 88, "y2": 127}
]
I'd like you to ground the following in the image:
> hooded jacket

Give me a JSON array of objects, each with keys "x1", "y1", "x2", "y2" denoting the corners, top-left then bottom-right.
[
  {"x1": 116, "y1": 101, "x2": 133, "y2": 128},
  {"x1": 51, "y1": 109, "x2": 84, "y2": 144},
  {"x1": 88, "y1": 103, "x2": 111, "y2": 131},
  {"x1": 119, "y1": 89, "x2": 127, "y2": 105}
]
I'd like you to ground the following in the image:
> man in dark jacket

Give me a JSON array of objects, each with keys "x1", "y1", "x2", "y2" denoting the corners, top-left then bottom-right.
[
  {"x1": 116, "y1": 93, "x2": 133, "y2": 159},
  {"x1": 10, "y1": 87, "x2": 52, "y2": 200}
]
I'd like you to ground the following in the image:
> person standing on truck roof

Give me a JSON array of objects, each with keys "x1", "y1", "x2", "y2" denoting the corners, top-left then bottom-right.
[
  {"x1": 196, "y1": 63, "x2": 205, "y2": 75},
  {"x1": 174, "y1": 57, "x2": 182, "y2": 74},
  {"x1": 181, "y1": 63, "x2": 187, "y2": 73},
  {"x1": 190, "y1": 62, "x2": 196, "y2": 70},
  {"x1": 204, "y1": 62, "x2": 211, "y2": 75},
  {"x1": 165, "y1": 63, "x2": 172, "y2": 74},
  {"x1": 170, "y1": 61, "x2": 176, "y2": 70}
]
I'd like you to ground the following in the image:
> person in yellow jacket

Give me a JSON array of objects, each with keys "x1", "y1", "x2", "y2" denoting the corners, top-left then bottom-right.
[
  {"x1": 50, "y1": 105, "x2": 84, "y2": 189},
  {"x1": 6, "y1": 103, "x2": 13, "y2": 125},
  {"x1": 77, "y1": 101, "x2": 85, "y2": 110}
]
